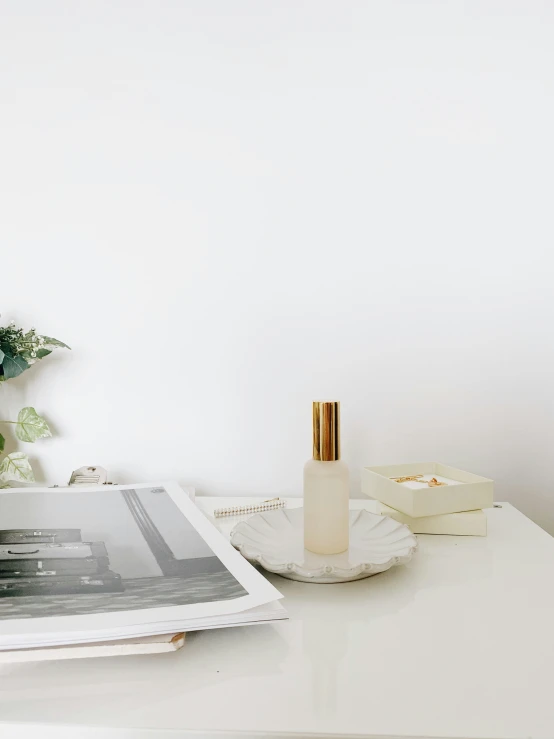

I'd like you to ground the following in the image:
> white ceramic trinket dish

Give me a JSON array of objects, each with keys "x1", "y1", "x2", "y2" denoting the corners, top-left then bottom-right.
[{"x1": 230, "y1": 507, "x2": 417, "y2": 583}]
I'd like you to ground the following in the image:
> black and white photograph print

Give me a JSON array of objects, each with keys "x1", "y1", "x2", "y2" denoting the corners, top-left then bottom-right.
[{"x1": 0, "y1": 485, "x2": 247, "y2": 619}]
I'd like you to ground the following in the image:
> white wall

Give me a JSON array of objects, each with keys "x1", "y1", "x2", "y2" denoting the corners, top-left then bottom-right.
[{"x1": 2, "y1": 2, "x2": 554, "y2": 530}]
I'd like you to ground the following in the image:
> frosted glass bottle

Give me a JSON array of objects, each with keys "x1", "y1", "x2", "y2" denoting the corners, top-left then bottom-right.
[
  {"x1": 304, "y1": 400, "x2": 350, "y2": 555},
  {"x1": 304, "y1": 459, "x2": 350, "y2": 554}
]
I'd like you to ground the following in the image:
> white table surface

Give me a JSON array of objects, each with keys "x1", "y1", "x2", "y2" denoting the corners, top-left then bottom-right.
[{"x1": 1, "y1": 497, "x2": 554, "y2": 739}]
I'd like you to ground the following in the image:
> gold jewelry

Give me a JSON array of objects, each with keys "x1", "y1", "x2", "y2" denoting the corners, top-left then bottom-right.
[
  {"x1": 427, "y1": 477, "x2": 446, "y2": 487},
  {"x1": 391, "y1": 475, "x2": 447, "y2": 487}
]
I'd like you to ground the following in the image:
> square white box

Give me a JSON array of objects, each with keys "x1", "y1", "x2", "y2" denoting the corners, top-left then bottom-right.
[
  {"x1": 362, "y1": 462, "x2": 494, "y2": 518},
  {"x1": 379, "y1": 504, "x2": 487, "y2": 536}
]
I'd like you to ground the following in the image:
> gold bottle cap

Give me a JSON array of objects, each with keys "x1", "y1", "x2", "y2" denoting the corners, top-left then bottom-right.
[{"x1": 312, "y1": 401, "x2": 341, "y2": 461}]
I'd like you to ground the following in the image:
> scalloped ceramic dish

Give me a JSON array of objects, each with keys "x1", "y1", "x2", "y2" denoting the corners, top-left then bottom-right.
[{"x1": 230, "y1": 507, "x2": 417, "y2": 583}]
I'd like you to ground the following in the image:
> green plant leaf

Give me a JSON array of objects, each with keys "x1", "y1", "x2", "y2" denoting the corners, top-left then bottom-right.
[
  {"x1": 41, "y1": 336, "x2": 70, "y2": 350},
  {"x1": 0, "y1": 433, "x2": 4, "y2": 452},
  {"x1": 1, "y1": 352, "x2": 29, "y2": 380},
  {"x1": 15, "y1": 407, "x2": 52, "y2": 443},
  {"x1": 36, "y1": 348, "x2": 52, "y2": 359},
  {"x1": 0, "y1": 452, "x2": 35, "y2": 483},
  {"x1": 0, "y1": 346, "x2": 4, "y2": 363}
]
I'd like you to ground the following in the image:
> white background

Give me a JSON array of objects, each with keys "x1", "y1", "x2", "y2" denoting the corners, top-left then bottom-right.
[{"x1": 1, "y1": 2, "x2": 553, "y2": 530}]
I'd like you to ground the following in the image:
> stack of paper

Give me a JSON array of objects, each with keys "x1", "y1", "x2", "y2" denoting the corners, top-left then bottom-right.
[{"x1": 0, "y1": 482, "x2": 286, "y2": 656}]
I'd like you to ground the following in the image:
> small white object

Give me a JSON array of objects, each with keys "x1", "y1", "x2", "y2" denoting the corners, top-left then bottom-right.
[
  {"x1": 379, "y1": 503, "x2": 487, "y2": 536},
  {"x1": 362, "y1": 462, "x2": 494, "y2": 517},
  {"x1": 231, "y1": 507, "x2": 417, "y2": 583},
  {"x1": 68, "y1": 466, "x2": 108, "y2": 486}
]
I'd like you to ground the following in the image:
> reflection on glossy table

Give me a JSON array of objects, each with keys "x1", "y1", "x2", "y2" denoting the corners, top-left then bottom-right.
[{"x1": 1, "y1": 498, "x2": 554, "y2": 739}]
